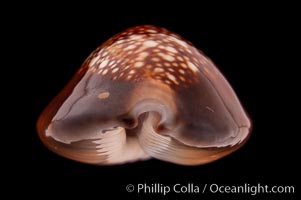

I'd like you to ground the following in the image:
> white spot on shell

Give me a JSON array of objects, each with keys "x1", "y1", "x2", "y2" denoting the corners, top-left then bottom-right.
[
  {"x1": 179, "y1": 69, "x2": 185, "y2": 74},
  {"x1": 167, "y1": 67, "x2": 174, "y2": 72},
  {"x1": 162, "y1": 54, "x2": 175, "y2": 62},
  {"x1": 170, "y1": 37, "x2": 189, "y2": 48},
  {"x1": 89, "y1": 55, "x2": 100, "y2": 67},
  {"x1": 154, "y1": 68, "x2": 164, "y2": 73},
  {"x1": 180, "y1": 63, "x2": 187, "y2": 68},
  {"x1": 134, "y1": 61, "x2": 144, "y2": 68},
  {"x1": 99, "y1": 59, "x2": 109, "y2": 69},
  {"x1": 166, "y1": 73, "x2": 178, "y2": 84},
  {"x1": 98, "y1": 92, "x2": 110, "y2": 99},
  {"x1": 187, "y1": 61, "x2": 199, "y2": 72},
  {"x1": 102, "y1": 69, "x2": 108, "y2": 75},
  {"x1": 166, "y1": 46, "x2": 177, "y2": 53},
  {"x1": 102, "y1": 51, "x2": 108, "y2": 57},
  {"x1": 164, "y1": 62, "x2": 171, "y2": 67},
  {"x1": 164, "y1": 80, "x2": 172, "y2": 84},
  {"x1": 177, "y1": 56, "x2": 184, "y2": 61},
  {"x1": 111, "y1": 63, "x2": 117, "y2": 69},
  {"x1": 124, "y1": 44, "x2": 136, "y2": 50},
  {"x1": 129, "y1": 35, "x2": 145, "y2": 41},
  {"x1": 138, "y1": 52, "x2": 149, "y2": 60},
  {"x1": 91, "y1": 67, "x2": 96, "y2": 73},
  {"x1": 108, "y1": 60, "x2": 115, "y2": 67},
  {"x1": 146, "y1": 29, "x2": 157, "y2": 33},
  {"x1": 179, "y1": 76, "x2": 186, "y2": 82},
  {"x1": 143, "y1": 40, "x2": 158, "y2": 47},
  {"x1": 151, "y1": 57, "x2": 160, "y2": 62},
  {"x1": 112, "y1": 68, "x2": 119, "y2": 73}
]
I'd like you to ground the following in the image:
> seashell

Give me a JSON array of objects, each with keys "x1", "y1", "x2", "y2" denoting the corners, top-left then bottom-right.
[{"x1": 37, "y1": 25, "x2": 251, "y2": 165}]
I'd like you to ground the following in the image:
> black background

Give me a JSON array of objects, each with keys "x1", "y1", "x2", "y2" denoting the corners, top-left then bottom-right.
[{"x1": 9, "y1": 3, "x2": 298, "y2": 199}]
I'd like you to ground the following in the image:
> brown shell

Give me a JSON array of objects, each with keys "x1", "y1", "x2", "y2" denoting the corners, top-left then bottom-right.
[{"x1": 37, "y1": 25, "x2": 251, "y2": 165}]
